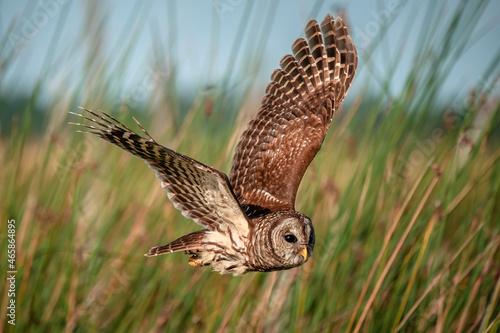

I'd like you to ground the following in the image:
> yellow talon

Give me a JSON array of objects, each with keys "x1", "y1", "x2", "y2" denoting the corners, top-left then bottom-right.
[{"x1": 188, "y1": 256, "x2": 204, "y2": 267}]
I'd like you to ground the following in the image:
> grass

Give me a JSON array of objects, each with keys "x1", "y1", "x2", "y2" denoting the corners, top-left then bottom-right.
[{"x1": 1, "y1": 1, "x2": 500, "y2": 332}]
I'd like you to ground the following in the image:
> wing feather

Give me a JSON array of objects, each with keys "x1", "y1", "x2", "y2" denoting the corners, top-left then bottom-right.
[
  {"x1": 229, "y1": 14, "x2": 357, "y2": 216},
  {"x1": 71, "y1": 108, "x2": 250, "y2": 241}
]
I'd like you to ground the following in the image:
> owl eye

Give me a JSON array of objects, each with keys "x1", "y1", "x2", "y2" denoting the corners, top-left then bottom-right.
[{"x1": 284, "y1": 234, "x2": 297, "y2": 243}]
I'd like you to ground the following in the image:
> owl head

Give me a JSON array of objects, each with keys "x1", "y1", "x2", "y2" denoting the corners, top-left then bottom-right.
[{"x1": 259, "y1": 211, "x2": 315, "y2": 270}]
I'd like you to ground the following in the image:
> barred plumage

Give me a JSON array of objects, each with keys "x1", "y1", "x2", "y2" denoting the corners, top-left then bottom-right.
[
  {"x1": 71, "y1": 14, "x2": 357, "y2": 275},
  {"x1": 229, "y1": 15, "x2": 357, "y2": 216}
]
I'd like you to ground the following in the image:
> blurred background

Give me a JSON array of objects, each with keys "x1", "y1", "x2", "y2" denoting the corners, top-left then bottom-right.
[{"x1": 1, "y1": 0, "x2": 500, "y2": 332}]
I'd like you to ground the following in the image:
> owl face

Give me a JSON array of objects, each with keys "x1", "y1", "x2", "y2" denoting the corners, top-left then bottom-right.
[{"x1": 265, "y1": 212, "x2": 315, "y2": 269}]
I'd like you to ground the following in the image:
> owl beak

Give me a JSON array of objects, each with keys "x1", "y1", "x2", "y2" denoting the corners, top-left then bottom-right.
[{"x1": 300, "y1": 245, "x2": 308, "y2": 261}]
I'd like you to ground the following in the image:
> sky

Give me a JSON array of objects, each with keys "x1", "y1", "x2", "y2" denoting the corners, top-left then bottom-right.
[{"x1": 1, "y1": 0, "x2": 500, "y2": 108}]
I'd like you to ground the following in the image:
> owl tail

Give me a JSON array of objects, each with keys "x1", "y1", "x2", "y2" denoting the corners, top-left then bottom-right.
[{"x1": 144, "y1": 230, "x2": 206, "y2": 257}]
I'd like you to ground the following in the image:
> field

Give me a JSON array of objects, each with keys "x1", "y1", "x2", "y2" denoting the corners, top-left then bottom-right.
[{"x1": 1, "y1": 1, "x2": 500, "y2": 332}]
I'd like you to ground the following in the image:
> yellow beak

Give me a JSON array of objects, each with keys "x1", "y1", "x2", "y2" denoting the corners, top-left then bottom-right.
[{"x1": 300, "y1": 246, "x2": 308, "y2": 261}]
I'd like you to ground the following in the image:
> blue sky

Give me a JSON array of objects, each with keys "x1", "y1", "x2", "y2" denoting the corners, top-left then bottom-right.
[{"x1": 2, "y1": 0, "x2": 499, "y2": 107}]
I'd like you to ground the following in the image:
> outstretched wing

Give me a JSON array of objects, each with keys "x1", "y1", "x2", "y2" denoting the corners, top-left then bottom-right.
[
  {"x1": 70, "y1": 108, "x2": 250, "y2": 242},
  {"x1": 229, "y1": 14, "x2": 357, "y2": 216}
]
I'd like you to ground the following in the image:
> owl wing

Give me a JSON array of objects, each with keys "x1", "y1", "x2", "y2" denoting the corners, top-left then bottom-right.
[
  {"x1": 229, "y1": 14, "x2": 357, "y2": 216},
  {"x1": 70, "y1": 108, "x2": 250, "y2": 241}
]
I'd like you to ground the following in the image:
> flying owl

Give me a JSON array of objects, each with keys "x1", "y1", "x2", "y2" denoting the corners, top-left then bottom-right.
[{"x1": 71, "y1": 14, "x2": 357, "y2": 275}]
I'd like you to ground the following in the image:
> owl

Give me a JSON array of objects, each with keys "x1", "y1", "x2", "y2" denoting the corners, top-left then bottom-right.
[{"x1": 71, "y1": 14, "x2": 357, "y2": 275}]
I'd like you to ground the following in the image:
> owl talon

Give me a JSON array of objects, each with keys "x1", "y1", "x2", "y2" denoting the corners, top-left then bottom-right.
[{"x1": 188, "y1": 255, "x2": 204, "y2": 267}]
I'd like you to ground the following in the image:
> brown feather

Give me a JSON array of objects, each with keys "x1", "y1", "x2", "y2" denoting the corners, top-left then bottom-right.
[
  {"x1": 229, "y1": 14, "x2": 358, "y2": 216},
  {"x1": 145, "y1": 230, "x2": 206, "y2": 256},
  {"x1": 71, "y1": 108, "x2": 250, "y2": 241}
]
